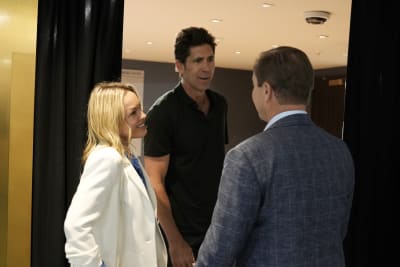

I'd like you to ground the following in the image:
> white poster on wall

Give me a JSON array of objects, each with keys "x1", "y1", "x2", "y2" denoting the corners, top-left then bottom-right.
[{"x1": 121, "y1": 69, "x2": 145, "y2": 156}]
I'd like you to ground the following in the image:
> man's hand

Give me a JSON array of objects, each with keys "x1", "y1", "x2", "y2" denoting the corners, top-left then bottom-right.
[{"x1": 169, "y1": 237, "x2": 195, "y2": 267}]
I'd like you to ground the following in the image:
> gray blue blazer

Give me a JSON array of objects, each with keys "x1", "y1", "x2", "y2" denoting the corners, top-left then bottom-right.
[{"x1": 196, "y1": 114, "x2": 354, "y2": 267}]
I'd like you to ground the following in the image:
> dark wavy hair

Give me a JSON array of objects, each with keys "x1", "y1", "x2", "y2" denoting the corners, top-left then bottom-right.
[{"x1": 174, "y1": 27, "x2": 216, "y2": 63}]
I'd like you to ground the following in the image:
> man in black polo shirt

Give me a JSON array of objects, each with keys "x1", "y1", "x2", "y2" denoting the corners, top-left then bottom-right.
[{"x1": 144, "y1": 27, "x2": 228, "y2": 267}]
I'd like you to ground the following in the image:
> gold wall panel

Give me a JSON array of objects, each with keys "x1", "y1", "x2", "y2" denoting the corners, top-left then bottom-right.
[
  {"x1": 8, "y1": 53, "x2": 35, "y2": 267},
  {"x1": 0, "y1": 1, "x2": 38, "y2": 267}
]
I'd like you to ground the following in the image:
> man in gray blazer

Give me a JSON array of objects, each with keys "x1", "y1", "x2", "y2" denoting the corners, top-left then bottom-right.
[{"x1": 196, "y1": 46, "x2": 355, "y2": 267}]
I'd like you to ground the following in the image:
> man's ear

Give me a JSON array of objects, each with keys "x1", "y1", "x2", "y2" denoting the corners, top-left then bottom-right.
[
  {"x1": 175, "y1": 60, "x2": 184, "y2": 75},
  {"x1": 263, "y1": 81, "x2": 273, "y2": 101}
]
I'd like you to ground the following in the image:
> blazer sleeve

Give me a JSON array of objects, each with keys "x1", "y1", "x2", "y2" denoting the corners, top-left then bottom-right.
[
  {"x1": 196, "y1": 146, "x2": 262, "y2": 266},
  {"x1": 64, "y1": 148, "x2": 122, "y2": 267}
]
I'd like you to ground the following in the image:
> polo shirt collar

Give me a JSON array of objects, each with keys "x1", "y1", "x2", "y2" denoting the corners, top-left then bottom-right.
[{"x1": 176, "y1": 82, "x2": 214, "y2": 110}]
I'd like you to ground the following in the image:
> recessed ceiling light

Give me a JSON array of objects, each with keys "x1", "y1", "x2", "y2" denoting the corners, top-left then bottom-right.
[
  {"x1": 146, "y1": 41, "x2": 153, "y2": 45},
  {"x1": 261, "y1": 3, "x2": 274, "y2": 8},
  {"x1": 319, "y1": 34, "x2": 329, "y2": 39},
  {"x1": 211, "y1": 18, "x2": 222, "y2": 23},
  {"x1": 235, "y1": 51, "x2": 241, "y2": 54},
  {"x1": 272, "y1": 44, "x2": 279, "y2": 48}
]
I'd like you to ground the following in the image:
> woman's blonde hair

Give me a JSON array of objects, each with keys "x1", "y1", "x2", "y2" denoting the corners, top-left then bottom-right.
[{"x1": 82, "y1": 82, "x2": 139, "y2": 163}]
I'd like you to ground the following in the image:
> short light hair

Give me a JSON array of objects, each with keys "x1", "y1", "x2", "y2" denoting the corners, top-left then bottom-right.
[{"x1": 82, "y1": 82, "x2": 139, "y2": 163}]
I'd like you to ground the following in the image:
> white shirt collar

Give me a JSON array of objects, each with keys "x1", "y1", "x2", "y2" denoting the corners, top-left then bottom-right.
[{"x1": 264, "y1": 110, "x2": 307, "y2": 131}]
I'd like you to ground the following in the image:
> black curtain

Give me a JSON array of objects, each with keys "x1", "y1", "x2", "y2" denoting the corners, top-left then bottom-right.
[
  {"x1": 343, "y1": 1, "x2": 399, "y2": 266},
  {"x1": 31, "y1": 0, "x2": 124, "y2": 266}
]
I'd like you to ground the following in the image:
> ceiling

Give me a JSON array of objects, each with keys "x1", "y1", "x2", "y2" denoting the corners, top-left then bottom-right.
[{"x1": 123, "y1": 0, "x2": 352, "y2": 71}]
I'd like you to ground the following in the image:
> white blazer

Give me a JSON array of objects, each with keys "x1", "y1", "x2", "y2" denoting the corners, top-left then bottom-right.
[{"x1": 64, "y1": 145, "x2": 167, "y2": 267}]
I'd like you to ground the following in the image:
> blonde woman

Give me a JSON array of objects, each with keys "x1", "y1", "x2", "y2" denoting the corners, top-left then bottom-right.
[{"x1": 64, "y1": 82, "x2": 167, "y2": 267}]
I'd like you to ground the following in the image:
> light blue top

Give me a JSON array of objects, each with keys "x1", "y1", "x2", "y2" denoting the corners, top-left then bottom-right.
[{"x1": 264, "y1": 110, "x2": 307, "y2": 131}]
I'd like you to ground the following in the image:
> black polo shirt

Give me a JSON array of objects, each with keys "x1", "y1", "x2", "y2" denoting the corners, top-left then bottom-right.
[{"x1": 144, "y1": 83, "x2": 228, "y2": 250}]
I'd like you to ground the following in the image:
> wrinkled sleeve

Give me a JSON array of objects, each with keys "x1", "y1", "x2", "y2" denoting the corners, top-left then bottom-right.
[
  {"x1": 144, "y1": 103, "x2": 173, "y2": 157},
  {"x1": 64, "y1": 149, "x2": 122, "y2": 267}
]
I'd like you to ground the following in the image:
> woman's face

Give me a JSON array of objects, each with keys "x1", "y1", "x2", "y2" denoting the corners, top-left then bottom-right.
[{"x1": 119, "y1": 91, "x2": 147, "y2": 143}]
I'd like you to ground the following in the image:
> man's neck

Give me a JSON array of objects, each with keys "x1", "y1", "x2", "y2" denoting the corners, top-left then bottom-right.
[
  {"x1": 181, "y1": 82, "x2": 210, "y2": 114},
  {"x1": 181, "y1": 82, "x2": 208, "y2": 104}
]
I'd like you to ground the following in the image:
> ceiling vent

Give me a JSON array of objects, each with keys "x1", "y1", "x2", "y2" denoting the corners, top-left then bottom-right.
[{"x1": 304, "y1": 10, "x2": 331, "y2": 25}]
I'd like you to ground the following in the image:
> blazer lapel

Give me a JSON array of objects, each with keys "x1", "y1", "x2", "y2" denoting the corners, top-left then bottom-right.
[
  {"x1": 134, "y1": 158, "x2": 158, "y2": 210},
  {"x1": 142, "y1": 170, "x2": 158, "y2": 210},
  {"x1": 122, "y1": 158, "x2": 150, "y2": 201}
]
